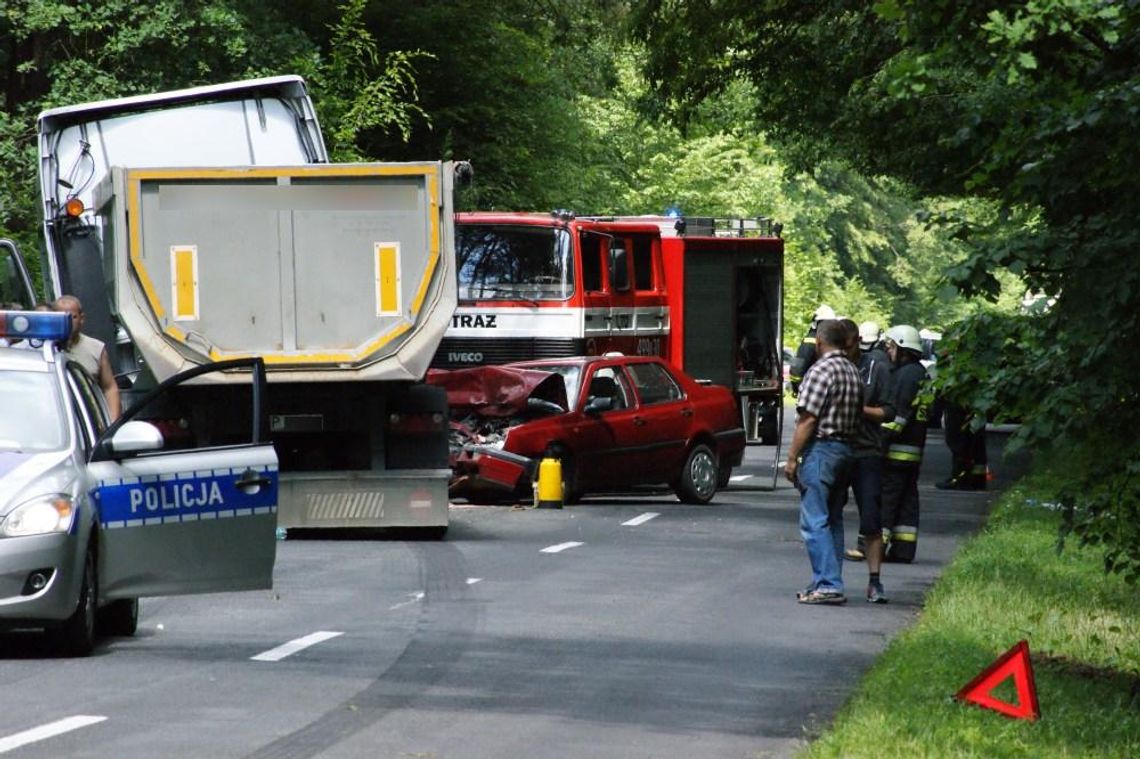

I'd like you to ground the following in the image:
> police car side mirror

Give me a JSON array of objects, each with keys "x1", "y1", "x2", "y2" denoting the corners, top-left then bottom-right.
[{"x1": 107, "y1": 421, "x2": 165, "y2": 455}]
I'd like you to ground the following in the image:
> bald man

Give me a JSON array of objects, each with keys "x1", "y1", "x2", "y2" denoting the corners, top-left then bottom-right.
[{"x1": 55, "y1": 295, "x2": 122, "y2": 419}]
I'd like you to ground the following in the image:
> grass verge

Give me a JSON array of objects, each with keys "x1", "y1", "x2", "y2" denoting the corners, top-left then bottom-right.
[{"x1": 801, "y1": 483, "x2": 1140, "y2": 758}]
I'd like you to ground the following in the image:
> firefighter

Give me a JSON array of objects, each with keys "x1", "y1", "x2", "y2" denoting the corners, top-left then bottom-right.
[
  {"x1": 789, "y1": 304, "x2": 835, "y2": 397},
  {"x1": 879, "y1": 325, "x2": 931, "y2": 563},
  {"x1": 937, "y1": 399, "x2": 988, "y2": 490}
]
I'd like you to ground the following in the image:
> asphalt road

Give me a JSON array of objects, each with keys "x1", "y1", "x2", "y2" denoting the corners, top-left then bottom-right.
[{"x1": 0, "y1": 418, "x2": 1025, "y2": 758}]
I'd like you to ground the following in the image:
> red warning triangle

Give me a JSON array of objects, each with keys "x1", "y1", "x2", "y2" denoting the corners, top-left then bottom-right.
[{"x1": 955, "y1": 640, "x2": 1040, "y2": 721}]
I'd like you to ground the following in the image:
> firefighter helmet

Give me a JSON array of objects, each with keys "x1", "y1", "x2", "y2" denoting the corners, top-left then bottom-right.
[
  {"x1": 885, "y1": 325, "x2": 922, "y2": 354},
  {"x1": 858, "y1": 321, "x2": 881, "y2": 349},
  {"x1": 813, "y1": 304, "x2": 836, "y2": 322}
]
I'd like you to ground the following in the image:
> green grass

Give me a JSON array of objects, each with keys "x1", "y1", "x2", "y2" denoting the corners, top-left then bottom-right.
[{"x1": 801, "y1": 485, "x2": 1140, "y2": 759}]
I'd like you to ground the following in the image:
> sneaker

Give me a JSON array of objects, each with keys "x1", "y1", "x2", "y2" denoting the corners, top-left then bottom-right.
[
  {"x1": 796, "y1": 589, "x2": 847, "y2": 605},
  {"x1": 844, "y1": 548, "x2": 865, "y2": 561},
  {"x1": 866, "y1": 581, "x2": 889, "y2": 604}
]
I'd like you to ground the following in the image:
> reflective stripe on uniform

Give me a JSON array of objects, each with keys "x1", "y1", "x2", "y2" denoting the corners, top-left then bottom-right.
[
  {"x1": 891, "y1": 525, "x2": 918, "y2": 542},
  {"x1": 804, "y1": 337, "x2": 816, "y2": 344},
  {"x1": 887, "y1": 444, "x2": 923, "y2": 462}
]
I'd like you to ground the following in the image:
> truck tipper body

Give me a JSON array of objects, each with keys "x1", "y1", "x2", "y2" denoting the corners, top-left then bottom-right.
[{"x1": 35, "y1": 77, "x2": 457, "y2": 533}]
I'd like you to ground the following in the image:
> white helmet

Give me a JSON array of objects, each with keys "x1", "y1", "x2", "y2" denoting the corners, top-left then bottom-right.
[
  {"x1": 813, "y1": 304, "x2": 836, "y2": 321},
  {"x1": 885, "y1": 325, "x2": 922, "y2": 354},
  {"x1": 858, "y1": 321, "x2": 881, "y2": 349}
]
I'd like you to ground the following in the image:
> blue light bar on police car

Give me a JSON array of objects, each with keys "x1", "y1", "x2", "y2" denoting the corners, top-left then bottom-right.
[{"x1": 0, "y1": 310, "x2": 72, "y2": 342}]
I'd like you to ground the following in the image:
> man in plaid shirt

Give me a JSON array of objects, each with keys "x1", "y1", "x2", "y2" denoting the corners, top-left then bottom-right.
[{"x1": 784, "y1": 319, "x2": 863, "y2": 605}]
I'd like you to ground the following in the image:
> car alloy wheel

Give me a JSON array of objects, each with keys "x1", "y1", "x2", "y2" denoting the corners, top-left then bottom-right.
[{"x1": 675, "y1": 444, "x2": 718, "y2": 504}]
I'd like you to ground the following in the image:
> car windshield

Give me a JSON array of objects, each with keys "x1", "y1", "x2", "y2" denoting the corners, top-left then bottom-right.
[
  {"x1": 457, "y1": 224, "x2": 574, "y2": 302},
  {"x1": 523, "y1": 364, "x2": 582, "y2": 411},
  {"x1": 0, "y1": 369, "x2": 67, "y2": 452}
]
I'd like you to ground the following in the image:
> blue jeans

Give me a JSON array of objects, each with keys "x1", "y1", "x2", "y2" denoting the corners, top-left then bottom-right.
[{"x1": 798, "y1": 439, "x2": 854, "y2": 593}]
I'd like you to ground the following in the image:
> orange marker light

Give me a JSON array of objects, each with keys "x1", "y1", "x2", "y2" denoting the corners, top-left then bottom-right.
[{"x1": 65, "y1": 198, "x2": 85, "y2": 217}]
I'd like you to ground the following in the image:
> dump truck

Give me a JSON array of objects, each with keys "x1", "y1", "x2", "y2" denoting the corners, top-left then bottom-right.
[{"x1": 33, "y1": 77, "x2": 458, "y2": 534}]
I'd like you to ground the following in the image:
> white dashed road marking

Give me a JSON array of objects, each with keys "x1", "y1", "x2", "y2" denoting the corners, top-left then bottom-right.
[
  {"x1": 622, "y1": 512, "x2": 659, "y2": 526},
  {"x1": 466, "y1": 578, "x2": 482, "y2": 585},
  {"x1": 388, "y1": 592, "x2": 426, "y2": 611},
  {"x1": 251, "y1": 631, "x2": 344, "y2": 662},
  {"x1": 729, "y1": 474, "x2": 752, "y2": 482},
  {"x1": 540, "y1": 541, "x2": 584, "y2": 554},
  {"x1": 0, "y1": 716, "x2": 107, "y2": 754}
]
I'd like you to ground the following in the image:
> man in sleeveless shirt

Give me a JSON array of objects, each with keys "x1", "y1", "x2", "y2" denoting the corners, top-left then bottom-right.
[{"x1": 55, "y1": 295, "x2": 122, "y2": 419}]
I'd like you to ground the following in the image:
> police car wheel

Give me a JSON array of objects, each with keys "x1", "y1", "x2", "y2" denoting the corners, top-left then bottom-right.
[
  {"x1": 98, "y1": 598, "x2": 139, "y2": 637},
  {"x1": 53, "y1": 548, "x2": 97, "y2": 657},
  {"x1": 675, "y1": 444, "x2": 718, "y2": 505}
]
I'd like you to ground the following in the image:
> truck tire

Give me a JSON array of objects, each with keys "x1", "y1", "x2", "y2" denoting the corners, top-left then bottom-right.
[{"x1": 674, "y1": 444, "x2": 718, "y2": 504}]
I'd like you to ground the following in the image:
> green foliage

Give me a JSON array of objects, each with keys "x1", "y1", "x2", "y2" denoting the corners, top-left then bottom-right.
[
  {"x1": 803, "y1": 488, "x2": 1140, "y2": 757},
  {"x1": 633, "y1": 0, "x2": 1140, "y2": 579},
  {"x1": 307, "y1": 0, "x2": 431, "y2": 162}
]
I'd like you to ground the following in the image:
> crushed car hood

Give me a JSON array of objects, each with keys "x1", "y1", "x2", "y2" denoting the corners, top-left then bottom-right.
[{"x1": 426, "y1": 366, "x2": 568, "y2": 416}]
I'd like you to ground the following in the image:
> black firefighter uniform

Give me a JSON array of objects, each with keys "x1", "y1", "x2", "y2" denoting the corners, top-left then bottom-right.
[{"x1": 880, "y1": 360, "x2": 931, "y2": 563}]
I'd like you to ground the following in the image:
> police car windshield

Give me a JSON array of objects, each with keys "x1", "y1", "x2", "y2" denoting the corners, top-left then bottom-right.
[
  {"x1": 0, "y1": 370, "x2": 67, "y2": 451},
  {"x1": 457, "y1": 225, "x2": 574, "y2": 302}
]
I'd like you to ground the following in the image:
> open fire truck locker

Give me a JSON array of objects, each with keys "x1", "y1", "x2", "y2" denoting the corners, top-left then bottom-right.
[
  {"x1": 36, "y1": 79, "x2": 457, "y2": 534},
  {"x1": 433, "y1": 212, "x2": 784, "y2": 448}
]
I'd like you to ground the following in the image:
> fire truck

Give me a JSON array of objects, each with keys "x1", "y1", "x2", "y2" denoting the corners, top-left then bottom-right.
[{"x1": 431, "y1": 212, "x2": 784, "y2": 448}]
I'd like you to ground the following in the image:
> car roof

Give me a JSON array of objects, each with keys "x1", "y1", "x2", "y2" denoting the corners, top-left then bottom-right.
[{"x1": 0, "y1": 345, "x2": 54, "y2": 372}]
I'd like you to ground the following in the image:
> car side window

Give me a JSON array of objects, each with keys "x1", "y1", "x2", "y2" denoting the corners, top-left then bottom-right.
[
  {"x1": 627, "y1": 362, "x2": 683, "y2": 406},
  {"x1": 585, "y1": 366, "x2": 631, "y2": 411},
  {"x1": 67, "y1": 364, "x2": 109, "y2": 440}
]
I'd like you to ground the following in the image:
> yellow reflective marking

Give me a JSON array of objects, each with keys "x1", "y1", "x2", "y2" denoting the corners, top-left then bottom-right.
[
  {"x1": 171, "y1": 246, "x2": 199, "y2": 321},
  {"x1": 127, "y1": 177, "x2": 166, "y2": 320},
  {"x1": 409, "y1": 168, "x2": 441, "y2": 314},
  {"x1": 126, "y1": 165, "x2": 442, "y2": 366},
  {"x1": 376, "y1": 243, "x2": 401, "y2": 316}
]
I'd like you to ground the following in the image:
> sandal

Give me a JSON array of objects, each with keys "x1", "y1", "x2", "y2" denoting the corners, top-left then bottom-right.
[{"x1": 796, "y1": 589, "x2": 847, "y2": 605}]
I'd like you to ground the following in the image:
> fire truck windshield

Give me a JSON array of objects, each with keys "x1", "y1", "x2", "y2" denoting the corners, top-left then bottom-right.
[{"x1": 456, "y1": 225, "x2": 574, "y2": 302}]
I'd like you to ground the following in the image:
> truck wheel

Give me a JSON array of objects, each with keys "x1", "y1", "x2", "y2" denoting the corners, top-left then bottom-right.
[
  {"x1": 98, "y1": 598, "x2": 139, "y2": 637},
  {"x1": 52, "y1": 547, "x2": 97, "y2": 656},
  {"x1": 674, "y1": 444, "x2": 718, "y2": 504}
]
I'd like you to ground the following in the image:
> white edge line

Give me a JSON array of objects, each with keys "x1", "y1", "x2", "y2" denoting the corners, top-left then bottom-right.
[
  {"x1": 0, "y1": 715, "x2": 107, "y2": 754},
  {"x1": 251, "y1": 631, "x2": 344, "y2": 662},
  {"x1": 621, "y1": 512, "x2": 660, "y2": 527},
  {"x1": 540, "y1": 541, "x2": 584, "y2": 554}
]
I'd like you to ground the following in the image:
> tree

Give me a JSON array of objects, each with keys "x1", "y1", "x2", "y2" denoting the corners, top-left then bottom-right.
[{"x1": 633, "y1": 0, "x2": 1140, "y2": 580}]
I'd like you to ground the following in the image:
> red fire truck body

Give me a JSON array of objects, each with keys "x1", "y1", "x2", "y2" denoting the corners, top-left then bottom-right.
[{"x1": 433, "y1": 212, "x2": 784, "y2": 443}]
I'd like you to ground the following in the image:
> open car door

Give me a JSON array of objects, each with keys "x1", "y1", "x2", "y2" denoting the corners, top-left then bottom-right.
[
  {"x1": 88, "y1": 358, "x2": 277, "y2": 599},
  {"x1": 0, "y1": 239, "x2": 36, "y2": 308}
]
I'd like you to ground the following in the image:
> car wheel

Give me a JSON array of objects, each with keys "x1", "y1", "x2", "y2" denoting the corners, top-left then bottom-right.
[
  {"x1": 674, "y1": 444, "x2": 718, "y2": 504},
  {"x1": 717, "y1": 462, "x2": 732, "y2": 488},
  {"x1": 98, "y1": 598, "x2": 139, "y2": 637},
  {"x1": 52, "y1": 547, "x2": 97, "y2": 656}
]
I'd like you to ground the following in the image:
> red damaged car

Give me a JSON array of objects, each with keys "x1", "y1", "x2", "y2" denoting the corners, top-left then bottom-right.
[{"x1": 427, "y1": 355, "x2": 746, "y2": 504}]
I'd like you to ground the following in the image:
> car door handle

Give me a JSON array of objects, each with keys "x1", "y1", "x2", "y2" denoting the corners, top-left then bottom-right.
[
  {"x1": 633, "y1": 417, "x2": 647, "y2": 426},
  {"x1": 681, "y1": 408, "x2": 693, "y2": 417},
  {"x1": 235, "y1": 468, "x2": 273, "y2": 492}
]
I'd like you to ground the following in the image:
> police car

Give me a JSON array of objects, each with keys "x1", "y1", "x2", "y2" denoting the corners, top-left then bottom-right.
[{"x1": 0, "y1": 310, "x2": 278, "y2": 656}]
